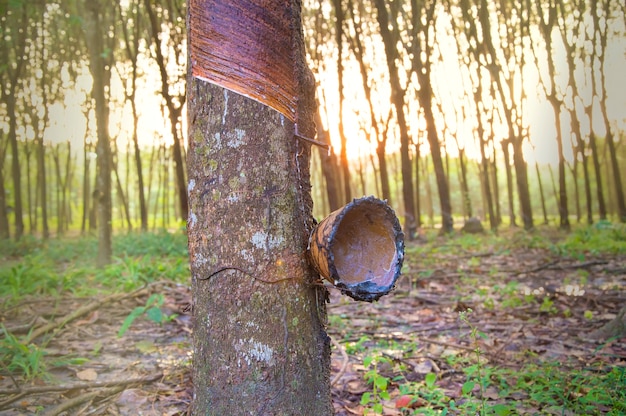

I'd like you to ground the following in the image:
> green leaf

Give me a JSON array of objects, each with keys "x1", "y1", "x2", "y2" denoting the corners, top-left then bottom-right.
[
  {"x1": 363, "y1": 355, "x2": 373, "y2": 368},
  {"x1": 373, "y1": 403, "x2": 383, "y2": 413},
  {"x1": 462, "y1": 380, "x2": 475, "y2": 395},
  {"x1": 146, "y1": 306, "x2": 163, "y2": 323},
  {"x1": 360, "y1": 392, "x2": 371, "y2": 405},
  {"x1": 118, "y1": 306, "x2": 145, "y2": 337},
  {"x1": 490, "y1": 404, "x2": 513, "y2": 416},
  {"x1": 374, "y1": 375, "x2": 388, "y2": 390},
  {"x1": 425, "y1": 372, "x2": 437, "y2": 388}
]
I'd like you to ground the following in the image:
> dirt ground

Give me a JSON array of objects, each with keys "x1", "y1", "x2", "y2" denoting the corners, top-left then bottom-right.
[{"x1": 1, "y1": 242, "x2": 625, "y2": 415}]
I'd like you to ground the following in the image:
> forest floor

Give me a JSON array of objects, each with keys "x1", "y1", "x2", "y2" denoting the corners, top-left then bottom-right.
[{"x1": 1, "y1": 226, "x2": 625, "y2": 415}]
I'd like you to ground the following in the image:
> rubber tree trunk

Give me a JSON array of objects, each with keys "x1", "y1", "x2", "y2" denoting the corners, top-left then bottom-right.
[
  {"x1": 187, "y1": 1, "x2": 332, "y2": 412},
  {"x1": 187, "y1": 80, "x2": 333, "y2": 415},
  {"x1": 373, "y1": 0, "x2": 417, "y2": 238},
  {"x1": 83, "y1": 0, "x2": 112, "y2": 266}
]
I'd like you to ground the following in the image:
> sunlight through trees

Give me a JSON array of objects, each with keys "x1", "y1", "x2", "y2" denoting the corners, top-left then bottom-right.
[{"x1": 0, "y1": 0, "x2": 625, "y2": 244}]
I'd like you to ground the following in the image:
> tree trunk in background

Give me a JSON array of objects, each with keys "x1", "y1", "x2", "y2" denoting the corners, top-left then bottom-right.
[
  {"x1": 535, "y1": 162, "x2": 548, "y2": 225},
  {"x1": 568, "y1": 161, "x2": 581, "y2": 223},
  {"x1": 535, "y1": 0, "x2": 569, "y2": 230},
  {"x1": 187, "y1": 82, "x2": 333, "y2": 416},
  {"x1": 407, "y1": 0, "x2": 452, "y2": 233},
  {"x1": 7, "y1": 102, "x2": 22, "y2": 236},
  {"x1": 133, "y1": 124, "x2": 148, "y2": 231},
  {"x1": 112, "y1": 148, "x2": 132, "y2": 231},
  {"x1": 605, "y1": 133, "x2": 625, "y2": 222},
  {"x1": 5, "y1": 4, "x2": 27, "y2": 241},
  {"x1": 83, "y1": 0, "x2": 113, "y2": 266},
  {"x1": 35, "y1": 134, "x2": 50, "y2": 239},
  {"x1": 315, "y1": 108, "x2": 341, "y2": 213},
  {"x1": 119, "y1": 1, "x2": 148, "y2": 231},
  {"x1": 573, "y1": 119, "x2": 592, "y2": 224},
  {"x1": 332, "y1": 0, "x2": 352, "y2": 204},
  {"x1": 414, "y1": 142, "x2": 422, "y2": 228},
  {"x1": 357, "y1": 156, "x2": 367, "y2": 194},
  {"x1": 475, "y1": 0, "x2": 532, "y2": 229},
  {"x1": 594, "y1": 0, "x2": 626, "y2": 222},
  {"x1": 589, "y1": 132, "x2": 607, "y2": 220},
  {"x1": 348, "y1": 0, "x2": 390, "y2": 203},
  {"x1": 376, "y1": 142, "x2": 391, "y2": 203},
  {"x1": 423, "y1": 100, "x2": 453, "y2": 233},
  {"x1": 24, "y1": 144, "x2": 33, "y2": 233},
  {"x1": 422, "y1": 156, "x2": 434, "y2": 225},
  {"x1": 458, "y1": 148, "x2": 471, "y2": 219},
  {"x1": 512, "y1": 139, "x2": 533, "y2": 229},
  {"x1": 479, "y1": 140, "x2": 496, "y2": 230},
  {"x1": 81, "y1": 138, "x2": 91, "y2": 234},
  {"x1": 144, "y1": 0, "x2": 188, "y2": 223},
  {"x1": 373, "y1": 0, "x2": 416, "y2": 238},
  {"x1": 501, "y1": 140, "x2": 516, "y2": 226},
  {"x1": 53, "y1": 146, "x2": 63, "y2": 235},
  {"x1": 0, "y1": 165, "x2": 9, "y2": 239}
]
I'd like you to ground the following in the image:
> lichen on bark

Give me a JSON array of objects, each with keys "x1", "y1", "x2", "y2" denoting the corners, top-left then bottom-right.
[{"x1": 187, "y1": 79, "x2": 333, "y2": 415}]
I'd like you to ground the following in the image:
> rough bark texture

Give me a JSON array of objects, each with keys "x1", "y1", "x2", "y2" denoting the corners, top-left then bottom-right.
[
  {"x1": 187, "y1": 81, "x2": 332, "y2": 415},
  {"x1": 188, "y1": 1, "x2": 330, "y2": 412}
]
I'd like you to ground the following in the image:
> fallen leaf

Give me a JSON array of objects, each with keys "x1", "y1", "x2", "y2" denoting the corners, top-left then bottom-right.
[
  {"x1": 76, "y1": 368, "x2": 98, "y2": 381},
  {"x1": 395, "y1": 395, "x2": 413, "y2": 408}
]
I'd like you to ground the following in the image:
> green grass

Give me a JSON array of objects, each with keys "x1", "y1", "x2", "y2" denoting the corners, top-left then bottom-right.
[
  {"x1": 2, "y1": 224, "x2": 624, "y2": 410},
  {"x1": 0, "y1": 230, "x2": 189, "y2": 303},
  {"x1": 351, "y1": 334, "x2": 625, "y2": 415},
  {"x1": 0, "y1": 230, "x2": 190, "y2": 382},
  {"x1": 344, "y1": 224, "x2": 626, "y2": 415}
]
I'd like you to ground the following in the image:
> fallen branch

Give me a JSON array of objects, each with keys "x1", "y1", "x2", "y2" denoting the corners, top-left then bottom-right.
[
  {"x1": 513, "y1": 260, "x2": 559, "y2": 276},
  {"x1": 514, "y1": 259, "x2": 609, "y2": 276},
  {"x1": 331, "y1": 337, "x2": 349, "y2": 386},
  {"x1": 42, "y1": 384, "x2": 126, "y2": 416},
  {"x1": 24, "y1": 284, "x2": 156, "y2": 344},
  {"x1": 0, "y1": 372, "x2": 163, "y2": 396},
  {"x1": 415, "y1": 336, "x2": 478, "y2": 353},
  {"x1": 547, "y1": 260, "x2": 609, "y2": 270}
]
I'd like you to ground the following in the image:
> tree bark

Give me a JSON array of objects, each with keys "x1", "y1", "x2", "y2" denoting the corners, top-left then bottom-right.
[
  {"x1": 187, "y1": 1, "x2": 332, "y2": 413},
  {"x1": 331, "y1": 0, "x2": 352, "y2": 204},
  {"x1": 347, "y1": 0, "x2": 390, "y2": 203},
  {"x1": 534, "y1": 0, "x2": 569, "y2": 230},
  {"x1": 119, "y1": 0, "x2": 148, "y2": 231},
  {"x1": 315, "y1": 107, "x2": 342, "y2": 213},
  {"x1": 83, "y1": 0, "x2": 113, "y2": 266},
  {"x1": 0, "y1": 163, "x2": 9, "y2": 239},
  {"x1": 373, "y1": 0, "x2": 417, "y2": 238},
  {"x1": 144, "y1": 0, "x2": 188, "y2": 223},
  {"x1": 4, "y1": 5, "x2": 29, "y2": 240},
  {"x1": 501, "y1": 140, "x2": 517, "y2": 227},
  {"x1": 595, "y1": 1, "x2": 626, "y2": 222},
  {"x1": 187, "y1": 80, "x2": 333, "y2": 416}
]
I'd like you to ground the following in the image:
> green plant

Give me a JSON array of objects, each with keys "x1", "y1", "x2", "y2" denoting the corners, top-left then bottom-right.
[
  {"x1": 539, "y1": 296, "x2": 557, "y2": 314},
  {"x1": 458, "y1": 309, "x2": 488, "y2": 415},
  {"x1": 118, "y1": 293, "x2": 176, "y2": 337},
  {"x1": 0, "y1": 325, "x2": 47, "y2": 380},
  {"x1": 360, "y1": 354, "x2": 391, "y2": 414},
  {"x1": 345, "y1": 335, "x2": 370, "y2": 354},
  {"x1": 395, "y1": 372, "x2": 452, "y2": 414}
]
